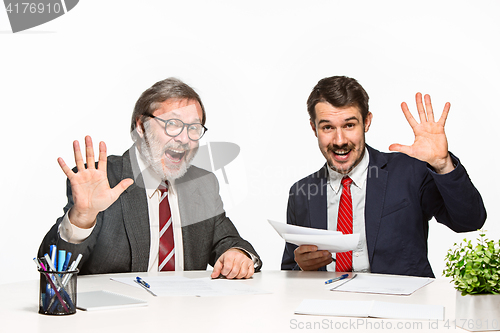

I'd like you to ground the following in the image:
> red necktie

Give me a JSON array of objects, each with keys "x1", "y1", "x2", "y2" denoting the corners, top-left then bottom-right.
[
  {"x1": 336, "y1": 176, "x2": 353, "y2": 272},
  {"x1": 158, "y1": 184, "x2": 175, "y2": 271}
]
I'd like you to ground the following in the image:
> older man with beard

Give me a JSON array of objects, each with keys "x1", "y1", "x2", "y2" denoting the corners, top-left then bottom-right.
[{"x1": 39, "y1": 78, "x2": 261, "y2": 279}]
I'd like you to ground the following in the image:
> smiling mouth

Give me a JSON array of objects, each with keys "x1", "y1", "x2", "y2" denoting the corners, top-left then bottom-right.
[
  {"x1": 333, "y1": 149, "x2": 351, "y2": 157},
  {"x1": 165, "y1": 148, "x2": 186, "y2": 162}
]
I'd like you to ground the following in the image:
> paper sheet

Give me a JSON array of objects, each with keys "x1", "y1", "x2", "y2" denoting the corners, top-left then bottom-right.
[
  {"x1": 329, "y1": 274, "x2": 434, "y2": 295},
  {"x1": 295, "y1": 299, "x2": 444, "y2": 321},
  {"x1": 268, "y1": 219, "x2": 359, "y2": 252},
  {"x1": 77, "y1": 290, "x2": 147, "y2": 311},
  {"x1": 268, "y1": 219, "x2": 341, "y2": 236},
  {"x1": 111, "y1": 276, "x2": 271, "y2": 297}
]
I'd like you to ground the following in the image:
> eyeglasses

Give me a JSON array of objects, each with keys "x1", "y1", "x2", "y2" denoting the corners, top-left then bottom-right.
[{"x1": 147, "y1": 115, "x2": 208, "y2": 141}]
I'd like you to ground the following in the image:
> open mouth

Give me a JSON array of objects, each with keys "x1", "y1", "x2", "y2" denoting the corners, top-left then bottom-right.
[
  {"x1": 331, "y1": 148, "x2": 352, "y2": 161},
  {"x1": 333, "y1": 149, "x2": 351, "y2": 156},
  {"x1": 165, "y1": 148, "x2": 186, "y2": 163}
]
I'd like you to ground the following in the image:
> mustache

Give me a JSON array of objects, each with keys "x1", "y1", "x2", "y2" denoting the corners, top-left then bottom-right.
[
  {"x1": 327, "y1": 144, "x2": 356, "y2": 152},
  {"x1": 162, "y1": 142, "x2": 191, "y2": 153}
]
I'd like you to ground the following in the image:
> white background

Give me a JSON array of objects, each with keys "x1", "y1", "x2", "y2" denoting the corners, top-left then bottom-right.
[{"x1": 0, "y1": 0, "x2": 499, "y2": 284}]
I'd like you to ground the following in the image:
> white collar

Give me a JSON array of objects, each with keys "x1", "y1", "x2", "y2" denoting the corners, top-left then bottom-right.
[{"x1": 327, "y1": 147, "x2": 369, "y2": 193}]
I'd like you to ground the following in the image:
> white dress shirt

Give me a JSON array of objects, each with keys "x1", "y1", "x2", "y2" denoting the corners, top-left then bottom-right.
[{"x1": 326, "y1": 148, "x2": 371, "y2": 273}]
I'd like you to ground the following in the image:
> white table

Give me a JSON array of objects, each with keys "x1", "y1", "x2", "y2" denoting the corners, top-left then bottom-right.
[{"x1": 0, "y1": 271, "x2": 479, "y2": 332}]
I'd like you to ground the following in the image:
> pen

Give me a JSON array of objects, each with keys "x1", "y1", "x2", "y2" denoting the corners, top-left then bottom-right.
[
  {"x1": 135, "y1": 277, "x2": 157, "y2": 296},
  {"x1": 325, "y1": 274, "x2": 349, "y2": 285},
  {"x1": 62, "y1": 253, "x2": 83, "y2": 286},
  {"x1": 62, "y1": 252, "x2": 72, "y2": 272},
  {"x1": 136, "y1": 276, "x2": 150, "y2": 288}
]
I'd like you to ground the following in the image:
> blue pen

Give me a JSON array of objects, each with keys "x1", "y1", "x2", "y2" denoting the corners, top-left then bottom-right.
[
  {"x1": 62, "y1": 252, "x2": 72, "y2": 272},
  {"x1": 58, "y1": 250, "x2": 66, "y2": 272},
  {"x1": 325, "y1": 274, "x2": 349, "y2": 285},
  {"x1": 135, "y1": 277, "x2": 156, "y2": 296},
  {"x1": 136, "y1": 276, "x2": 150, "y2": 288}
]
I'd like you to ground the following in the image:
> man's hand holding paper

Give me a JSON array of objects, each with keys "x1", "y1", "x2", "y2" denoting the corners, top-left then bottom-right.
[{"x1": 269, "y1": 220, "x2": 360, "y2": 271}]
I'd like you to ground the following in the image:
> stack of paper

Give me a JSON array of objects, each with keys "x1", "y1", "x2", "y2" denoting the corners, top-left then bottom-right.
[
  {"x1": 328, "y1": 274, "x2": 434, "y2": 295},
  {"x1": 111, "y1": 276, "x2": 271, "y2": 297},
  {"x1": 295, "y1": 299, "x2": 444, "y2": 321}
]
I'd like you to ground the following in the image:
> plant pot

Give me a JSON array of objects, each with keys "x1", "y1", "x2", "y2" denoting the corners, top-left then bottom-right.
[{"x1": 455, "y1": 291, "x2": 500, "y2": 331}]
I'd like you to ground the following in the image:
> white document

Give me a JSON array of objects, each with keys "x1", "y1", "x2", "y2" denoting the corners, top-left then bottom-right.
[
  {"x1": 111, "y1": 276, "x2": 270, "y2": 297},
  {"x1": 268, "y1": 219, "x2": 359, "y2": 252},
  {"x1": 329, "y1": 274, "x2": 434, "y2": 295},
  {"x1": 268, "y1": 219, "x2": 341, "y2": 236},
  {"x1": 295, "y1": 299, "x2": 444, "y2": 321}
]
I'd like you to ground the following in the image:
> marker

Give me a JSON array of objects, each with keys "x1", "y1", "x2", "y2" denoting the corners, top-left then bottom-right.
[
  {"x1": 50, "y1": 245, "x2": 57, "y2": 270},
  {"x1": 33, "y1": 258, "x2": 42, "y2": 270},
  {"x1": 44, "y1": 253, "x2": 57, "y2": 272},
  {"x1": 38, "y1": 258, "x2": 48, "y2": 272},
  {"x1": 325, "y1": 273, "x2": 349, "y2": 285},
  {"x1": 58, "y1": 250, "x2": 66, "y2": 272}
]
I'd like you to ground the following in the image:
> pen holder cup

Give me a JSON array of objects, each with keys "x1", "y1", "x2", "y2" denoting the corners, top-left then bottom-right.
[{"x1": 38, "y1": 268, "x2": 78, "y2": 315}]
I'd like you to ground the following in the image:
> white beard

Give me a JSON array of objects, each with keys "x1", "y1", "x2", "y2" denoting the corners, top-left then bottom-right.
[{"x1": 138, "y1": 124, "x2": 198, "y2": 182}]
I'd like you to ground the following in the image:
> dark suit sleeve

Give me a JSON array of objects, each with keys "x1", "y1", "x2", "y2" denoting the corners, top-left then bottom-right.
[
  {"x1": 421, "y1": 154, "x2": 486, "y2": 232},
  {"x1": 207, "y1": 174, "x2": 262, "y2": 271},
  {"x1": 281, "y1": 184, "x2": 300, "y2": 270}
]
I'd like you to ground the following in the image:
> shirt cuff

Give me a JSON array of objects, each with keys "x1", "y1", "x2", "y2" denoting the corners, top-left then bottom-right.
[
  {"x1": 231, "y1": 247, "x2": 260, "y2": 269},
  {"x1": 58, "y1": 209, "x2": 95, "y2": 244}
]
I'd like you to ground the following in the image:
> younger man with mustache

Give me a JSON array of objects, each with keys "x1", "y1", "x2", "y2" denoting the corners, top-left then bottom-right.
[
  {"x1": 39, "y1": 78, "x2": 261, "y2": 279},
  {"x1": 281, "y1": 76, "x2": 485, "y2": 277}
]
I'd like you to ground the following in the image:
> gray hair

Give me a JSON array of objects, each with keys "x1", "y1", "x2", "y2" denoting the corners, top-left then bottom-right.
[{"x1": 130, "y1": 77, "x2": 206, "y2": 138}]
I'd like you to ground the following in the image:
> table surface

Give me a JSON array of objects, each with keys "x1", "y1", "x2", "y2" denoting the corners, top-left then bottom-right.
[{"x1": 0, "y1": 270, "x2": 485, "y2": 332}]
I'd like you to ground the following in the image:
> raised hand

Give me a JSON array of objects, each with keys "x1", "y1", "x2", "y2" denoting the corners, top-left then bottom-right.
[
  {"x1": 57, "y1": 136, "x2": 133, "y2": 229},
  {"x1": 389, "y1": 93, "x2": 454, "y2": 174}
]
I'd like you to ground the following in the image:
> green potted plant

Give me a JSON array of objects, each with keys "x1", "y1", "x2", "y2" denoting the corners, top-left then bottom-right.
[{"x1": 443, "y1": 232, "x2": 500, "y2": 331}]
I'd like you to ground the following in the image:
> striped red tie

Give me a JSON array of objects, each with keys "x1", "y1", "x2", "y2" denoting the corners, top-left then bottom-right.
[
  {"x1": 158, "y1": 184, "x2": 175, "y2": 271},
  {"x1": 336, "y1": 176, "x2": 353, "y2": 272}
]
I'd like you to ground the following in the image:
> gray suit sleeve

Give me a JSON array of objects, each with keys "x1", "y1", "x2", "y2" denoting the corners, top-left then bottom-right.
[
  {"x1": 38, "y1": 178, "x2": 104, "y2": 269},
  {"x1": 179, "y1": 168, "x2": 262, "y2": 271}
]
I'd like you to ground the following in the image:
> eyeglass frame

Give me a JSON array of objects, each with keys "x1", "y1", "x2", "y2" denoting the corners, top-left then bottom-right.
[{"x1": 146, "y1": 114, "x2": 208, "y2": 141}]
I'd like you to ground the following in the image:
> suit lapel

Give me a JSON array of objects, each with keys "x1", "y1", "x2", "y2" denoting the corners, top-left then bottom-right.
[
  {"x1": 364, "y1": 145, "x2": 388, "y2": 264},
  {"x1": 308, "y1": 165, "x2": 328, "y2": 230},
  {"x1": 120, "y1": 148, "x2": 150, "y2": 272},
  {"x1": 175, "y1": 168, "x2": 201, "y2": 228}
]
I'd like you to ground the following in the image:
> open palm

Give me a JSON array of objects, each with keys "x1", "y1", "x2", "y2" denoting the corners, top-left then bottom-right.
[
  {"x1": 389, "y1": 93, "x2": 454, "y2": 174},
  {"x1": 58, "y1": 136, "x2": 133, "y2": 228}
]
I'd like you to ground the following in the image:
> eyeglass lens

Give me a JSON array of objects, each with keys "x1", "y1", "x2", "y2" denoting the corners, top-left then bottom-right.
[{"x1": 165, "y1": 119, "x2": 204, "y2": 140}]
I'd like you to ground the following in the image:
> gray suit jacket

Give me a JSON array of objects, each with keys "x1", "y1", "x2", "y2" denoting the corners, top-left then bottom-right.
[{"x1": 39, "y1": 147, "x2": 262, "y2": 274}]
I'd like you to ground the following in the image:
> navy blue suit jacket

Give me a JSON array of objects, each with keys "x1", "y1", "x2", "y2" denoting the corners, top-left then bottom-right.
[{"x1": 281, "y1": 145, "x2": 486, "y2": 277}]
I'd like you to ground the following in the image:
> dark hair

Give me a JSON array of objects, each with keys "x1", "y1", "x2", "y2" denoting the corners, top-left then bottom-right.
[
  {"x1": 130, "y1": 77, "x2": 206, "y2": 136},
  {"x1": 307, "y1": 76, "x2": 369, "y2": 123}
]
